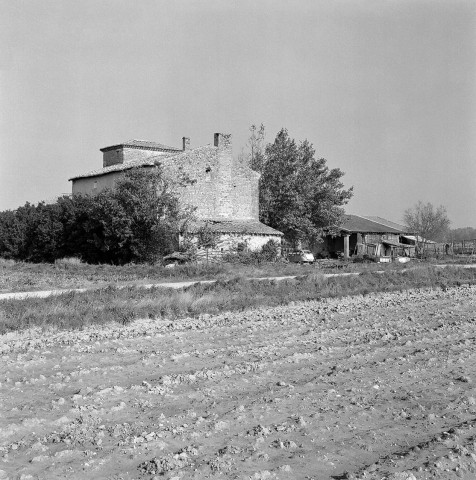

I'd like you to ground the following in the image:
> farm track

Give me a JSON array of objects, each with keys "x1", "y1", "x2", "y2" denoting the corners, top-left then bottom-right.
[
  {"x1": 1, "y1": 263, "x2": 475, "y2": 300},
  {"x1": 1, "y1": 286, "x2": 476, "y2": 479}
]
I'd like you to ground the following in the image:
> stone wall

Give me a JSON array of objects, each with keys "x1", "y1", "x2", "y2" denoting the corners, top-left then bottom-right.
[
  {"x1": 181, "y1": 232, "x2": 282, "y2": 261},
  {"x1": 72, "y1": 171, "x2": 128, "y2": 195},
  {"x1": 160, "y1": 134, "x2": 260, "y2": 221},
  {"x1": 102, "y1": 148, "x2": 124, "y2": 167},
  {"x1": 73, "y1": 133, "x2": 261, "y2": 221},
  {"x1": 103, "y1": 147, "x2": 173, "y2": 168},
  {"x1": 230, "y1": 157, "x2": 260, "y2": 220}
]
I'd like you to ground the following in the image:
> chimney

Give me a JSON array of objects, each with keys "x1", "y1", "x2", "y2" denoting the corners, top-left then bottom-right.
[
  {"x1": 214, "y1": 133, "x2": 232, "y2": 150},
  {"x1": 182, "y1": 137, "x2": 190, "y2": 151}
]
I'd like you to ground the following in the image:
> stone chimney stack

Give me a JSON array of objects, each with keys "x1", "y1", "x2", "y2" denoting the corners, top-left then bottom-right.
[
  {"x1": 214, "y1": 133, "x2": 232, "y2": 151},
  {"x1": 182, "y1": 137, "x2": 190, "y2": 151},
  {"x1": 214, "y1": 133, "x2": 233, "y2": 218}
]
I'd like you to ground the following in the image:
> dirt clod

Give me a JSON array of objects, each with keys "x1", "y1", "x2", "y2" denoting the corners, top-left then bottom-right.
[{"x1": 2, "y1": 285, "x2": 476, "y2": 479}]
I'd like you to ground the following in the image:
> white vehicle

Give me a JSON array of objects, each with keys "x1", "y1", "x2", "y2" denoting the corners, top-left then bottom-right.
[{"x1": 287, "y1": 250, "x2": 315, "y2": 264}]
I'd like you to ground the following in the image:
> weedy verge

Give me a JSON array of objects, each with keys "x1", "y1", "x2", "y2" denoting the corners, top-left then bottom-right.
[{"x1": 1, "y1": 266, "x2": 475, "y2": 334}]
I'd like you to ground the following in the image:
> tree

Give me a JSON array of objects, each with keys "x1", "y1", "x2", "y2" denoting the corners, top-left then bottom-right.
[
  {"x1": 0, "y1": 209, "x2": 23, "y2": 259},
  {"x1": 25, "y1": 202, "x2": 65, "y2": 262},
  {"x1": 0, "y1": 166, "x2": 195, "y2": 264},
  {"x1": 248, "y1": 123, "x2": 266, "y2": 172},
  {"x1": 237, "y1": 123, "x2": 267, "y2": 173},
  {"x1": 403, "y1": 201, "x2": 451, "y2": 254},
  {"x1": 73, "y1": 166, "x2": 195, "y2": 264},
  {"x1": 0, "y1": 202, "x2": 63, "y2": 262},
  {"x1": 450, "y1": 227, "x2": 476, "y2": 242},
  {"x1": 259, "y1": 129, "x2": 353, "y2": 246}
]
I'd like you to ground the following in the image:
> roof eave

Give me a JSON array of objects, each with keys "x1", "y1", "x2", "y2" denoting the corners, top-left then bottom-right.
[
  {"x1": 69, "y1": 163, "x2": 155, "y2": 182},
  {"x1": 334, "y1": 228, "x2": 409, "y2": 234},
  {"x1": 100, "y1": 144, "x2": 181, "y2": 153}
]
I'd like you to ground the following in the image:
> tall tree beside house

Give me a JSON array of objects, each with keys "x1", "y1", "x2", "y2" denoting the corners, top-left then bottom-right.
[
  {"x1": 258, "y1": 128, "x2": 353, "y2": 246},
  {"x1": 403, "y1": 201, "x2": 451, "y2": 254},
  {"x1": 74, "y1": 167, "x2": 195, "y2": 264}
]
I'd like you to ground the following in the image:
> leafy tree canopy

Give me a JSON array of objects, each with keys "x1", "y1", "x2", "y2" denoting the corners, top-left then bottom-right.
[
  {"x1": 0, "y1": 166, "x2": 194, "y2": 264},
  {"x1": 86, "y1": 167, "x2": 194, "y2": 264},
  {"x1": 258, "y1": 128, "x2": 353, "y2": 245}
]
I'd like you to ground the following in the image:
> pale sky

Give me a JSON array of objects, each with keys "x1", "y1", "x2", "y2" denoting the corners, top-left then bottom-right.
[{"x1": 1, "y1": 0, "x2": 475, "y2": 227}]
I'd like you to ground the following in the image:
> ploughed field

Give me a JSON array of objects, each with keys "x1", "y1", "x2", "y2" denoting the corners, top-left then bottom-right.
[{"x1": 1, "y1": 286, "x2": 476, "y2": 480}]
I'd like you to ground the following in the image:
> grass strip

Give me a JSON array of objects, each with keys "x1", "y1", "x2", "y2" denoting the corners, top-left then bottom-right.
[
  {"x1": 0, "y1": 257, "x2": 421, "y2": 293},
  {"x1": 1, "y1": 265, "x2": 475, "y2": 334}
]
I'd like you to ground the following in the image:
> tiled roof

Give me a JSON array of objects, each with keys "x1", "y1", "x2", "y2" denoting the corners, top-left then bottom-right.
[
  {"x1": 68, "y1": 157, "x2": 165, "y2": 181},
  {"x1": 402, "y1": 235, "x2": 436, "y2": 244},
  {"x1": 100, "y1": 139, "x2": 182, "y2": 152},
  {"x1": 340, "y1": 214, "x2": 411, "y2": 234},
  {"x1": 69, "y1": 144, "x2": 216, "y2": 181},
  {"x1": 361, "y1": 216, "x2": 410, "y2": 233},
  {"x1": 187, "y1": 219, "x2": 283, "y2": 236}
]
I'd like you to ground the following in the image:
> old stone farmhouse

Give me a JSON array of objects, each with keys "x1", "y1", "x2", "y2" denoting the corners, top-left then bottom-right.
[{"x1": 69, "y1": 133, "x2": 283, "y2": 255}]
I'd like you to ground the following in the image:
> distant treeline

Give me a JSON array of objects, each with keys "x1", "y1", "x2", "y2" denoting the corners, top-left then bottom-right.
[
  {"x1": 0, "y1": 169, "x2": 189, "y2": 264},
  {"x1": 450, "y1": 227, "x2": 476, "y2": 242}
]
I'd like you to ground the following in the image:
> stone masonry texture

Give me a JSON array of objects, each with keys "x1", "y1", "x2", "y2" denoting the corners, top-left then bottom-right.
[
  {"x1": 70, "y1": 133, "x2": 281, "y2": 253},
  {"x1": 72, "y1": 133, "x2": 261, "y2": 221},
  {"x1": 103, "y1": 148, "x2": 172, "y2": 168}
]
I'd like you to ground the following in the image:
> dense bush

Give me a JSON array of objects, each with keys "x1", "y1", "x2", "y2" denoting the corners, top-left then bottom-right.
[
  {"x1": 0, "y1": 199, "x2": 75, "y2": 262},
  {"x1": 222, "y1": 239, "x2": 281, "y2": 264},
  {"x1": 260, "y1": 239, "x2": 280, "y2": 261},
  {"x1": 0, "y1": 168, "x2": 193, "y2": 264}
]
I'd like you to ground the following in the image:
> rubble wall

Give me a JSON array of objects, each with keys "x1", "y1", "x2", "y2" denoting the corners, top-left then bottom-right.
[
  {"x1": 161, "y1": 143, "x2": 259, "y2": 221},
  {"x1": 180, "y1": 232, "x2": 282, "y2": 259},
  {"x1": 74, "y1": 134, "x2": 261, "y2": 222}
]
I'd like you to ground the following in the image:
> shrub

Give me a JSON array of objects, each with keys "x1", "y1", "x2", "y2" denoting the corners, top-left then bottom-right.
[
  {"x1": 0, "y1": 168, "x2": 194, "y2": 264},
  {"x1": 352, "y1": 254, "x2": 375, "y2": 263},
  {"x1": 222, "y1": 240, "x2": 280, "y2": 265},
  {"x1": 260, "y1": 239, "x2": 280, "y2": 262}
]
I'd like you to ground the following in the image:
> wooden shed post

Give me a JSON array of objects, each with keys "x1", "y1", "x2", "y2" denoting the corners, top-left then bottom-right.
[{"x1": 344, "y1": 234, "x2": 350, "y2": 260}]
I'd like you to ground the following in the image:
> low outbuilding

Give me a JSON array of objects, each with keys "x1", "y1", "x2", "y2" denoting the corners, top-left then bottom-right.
[{"x1": 323, "y1": 214, "x2": 415, "y2": 261}]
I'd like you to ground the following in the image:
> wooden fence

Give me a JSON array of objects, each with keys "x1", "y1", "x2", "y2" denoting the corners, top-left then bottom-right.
[{"x1": 451, "y1": 240, "x2": 476, "y2": 255}]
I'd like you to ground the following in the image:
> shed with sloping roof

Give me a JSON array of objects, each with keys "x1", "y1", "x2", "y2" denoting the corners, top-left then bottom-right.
[{"x1": 323, "y1": 214, "x2": 415, "y2": 260}]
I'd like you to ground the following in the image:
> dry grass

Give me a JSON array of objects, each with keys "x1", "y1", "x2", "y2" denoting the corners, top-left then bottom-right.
[
  {"x1": 0, "y1": 257, "x2": 407, "y2": 293},
  {"x1": 1, "y1": 265, "x2": 475, "y2": 334}
]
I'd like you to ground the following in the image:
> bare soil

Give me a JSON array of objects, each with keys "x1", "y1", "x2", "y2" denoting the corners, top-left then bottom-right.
[{"x1": 1, "y1": 285, "x2": 476, "y2": 480}]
